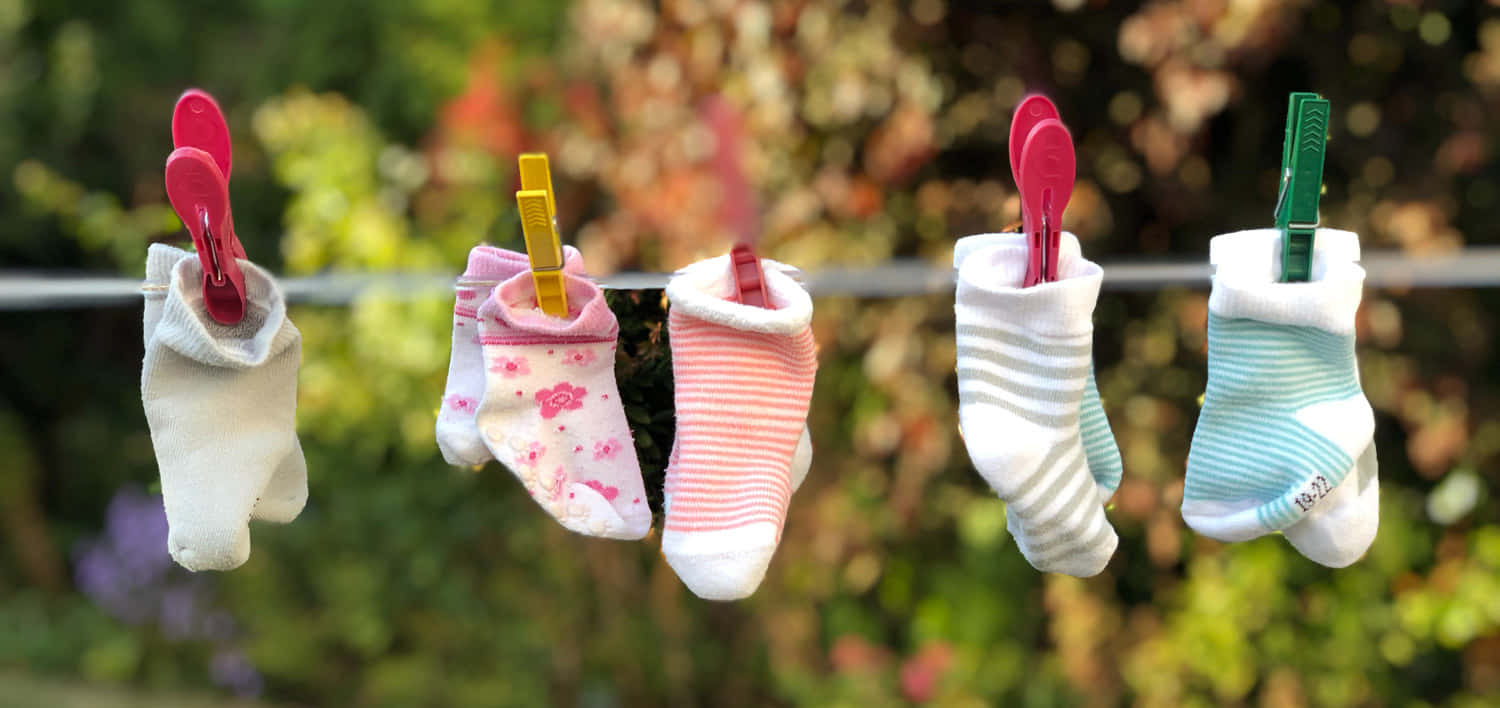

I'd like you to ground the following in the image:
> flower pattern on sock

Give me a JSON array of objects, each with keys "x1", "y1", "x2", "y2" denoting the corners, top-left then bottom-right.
[
  {"x1": 443, "y1": 394, "x2": 477, "y2": 416},
  {"x1": 593, "y1": 438, "x2": 622, "y2": 460},
  {"x1": 490, "y1": 356, "x2": 530, "y2": 378},
  {"x1": 518, "y1": 442, "x2": 546, "y2": 468},
  {"x1": 561, "y1": 348, "x2": 597, "y2": 366},
  {"x1": 536, "y1": 382, "x2": 587, "y2": 419},
  {"x1": 583, "y1": 479, "x2": 620, "y2": 501}
]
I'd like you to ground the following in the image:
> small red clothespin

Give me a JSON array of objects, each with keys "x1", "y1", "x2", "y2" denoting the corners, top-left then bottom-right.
[
  {"x1": 729, "y1": 242, "x2": 770, "y2": 308},
  {"x1": 164, "y1": 89, "x2": 247, "y2": 325},
  {"x1": 1009, "y1": 94, "x2": 1076, "y2": 287}
]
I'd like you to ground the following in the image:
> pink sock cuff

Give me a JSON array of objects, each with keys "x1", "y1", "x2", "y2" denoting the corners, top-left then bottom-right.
[
  {"x1": 477, "y1": 270, "x2": 619, "y2": 343},
  {"x1": 463, "y1": 245, "x2": 584, "y2": 281}
]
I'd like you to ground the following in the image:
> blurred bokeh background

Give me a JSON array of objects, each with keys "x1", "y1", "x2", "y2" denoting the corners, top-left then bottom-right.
[{"x1": 2, "y1": 0, "x2": 1498, "y2": 705}]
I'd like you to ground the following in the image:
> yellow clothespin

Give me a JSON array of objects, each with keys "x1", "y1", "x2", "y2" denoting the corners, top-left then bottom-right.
[{"x1": 516, "y1": 153, "x2": 568, "y2": 316}]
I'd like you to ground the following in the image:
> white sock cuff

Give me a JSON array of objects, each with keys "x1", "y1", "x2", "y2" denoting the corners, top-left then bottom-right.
[
  {"x1": 153, "y1": 251, "x2": 300, "y2": 368},
  {"x1": 1210, "y1": 228, "x2": 1361, "y2": 279},
  {"x1": 1208, "y1": 229, "x2": 1364, "y2": 334},
  {"x1": 666, "y1": 255, "x2": 813, "y2": 335},
  {"x1": 145, "y1": 243, "x2": 193, "y2": 288},
  {"x1": 955, "y1": 239, "x2": 1102, "y2": 338}
]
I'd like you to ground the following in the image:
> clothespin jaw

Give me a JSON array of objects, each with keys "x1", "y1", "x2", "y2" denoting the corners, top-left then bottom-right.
[
  {"x1": 1010, "y1": 94, "x2": 1075, "y2": 288},
  {"x1": 166, "y1": 147, "x2": 245, "y2": 325},
  {"x1": 729, "y1": 243, "x2": 770, "y2": 308},
  {"x1": 516, "y1": 153, "x2": 569, "y2": 317},
  {"x1": 1274, "y1": 92, "x2": 1330, "y2": 283},
  {"x1": 165, "y1": 88, "x2": 247, "y2": 325}
]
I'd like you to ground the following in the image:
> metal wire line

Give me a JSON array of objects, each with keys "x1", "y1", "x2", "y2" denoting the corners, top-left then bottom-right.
[{"x1": 1, "y1": 248, "x2": 1499, "y2": 310}]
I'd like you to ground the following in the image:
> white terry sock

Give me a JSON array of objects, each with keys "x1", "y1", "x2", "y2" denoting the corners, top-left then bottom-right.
[
  {"x1": 955, "y1": 238, "x2": 1118, "y2": 577},
  {"x1": 1187, "y1": 228, "x2": 1378, "y2": 567},
  {"x1": 141, "y1": 244, "x2": 306, "y2": 571}
]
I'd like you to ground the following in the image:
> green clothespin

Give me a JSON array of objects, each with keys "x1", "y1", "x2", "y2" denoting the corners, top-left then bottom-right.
[{"x1": 1273, "y1": 92, "x2": 1331, "y2": 282}]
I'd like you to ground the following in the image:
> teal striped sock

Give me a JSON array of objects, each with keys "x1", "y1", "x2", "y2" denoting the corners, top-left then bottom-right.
[
  {"x1": 1184, "y1": 310, "x2": 1374, "y2": 541},
  {"x1": 1080, "y1": 366, "x2": 1122, "y2": 497}
]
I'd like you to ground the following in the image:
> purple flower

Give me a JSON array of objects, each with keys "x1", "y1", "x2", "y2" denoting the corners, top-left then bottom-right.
[
  {"x1": 211, "y1": 648, "x2": 264, "y2": 698},
  {"x1": 74, "y1": 486, "x2": 261, "y2": 697}
]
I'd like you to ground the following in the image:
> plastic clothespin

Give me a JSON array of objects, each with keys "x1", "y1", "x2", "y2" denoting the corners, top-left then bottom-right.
[
  {"x1": 164, "y1": 89, "x2": 247, "y2": 324},
  {"x1": 1274, "y1": 92, "x2": 1330, "y2": 283},
  {"x1": 1009, "y1": 94, "x2": 1076, "y2": 287},
  {"x1": 729, "y1": 243, "x2": 770, "y2": 308},
  {"x1": 516, "y1": 153, "x2": 569, "y2": 317}
]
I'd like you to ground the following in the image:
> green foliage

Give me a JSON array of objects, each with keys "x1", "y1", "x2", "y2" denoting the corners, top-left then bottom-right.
[{"x1": 2, "y1": 0, "x2": 1500, "y2": 706}]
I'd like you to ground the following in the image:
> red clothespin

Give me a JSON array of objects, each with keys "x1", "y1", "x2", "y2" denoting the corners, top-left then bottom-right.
[
  {"x1": 164, "y1": 89, "x2": 247, "y2": 324},
  {"x1": 1009, "y1": 94, "x2": 1076, "y2": 287},
  {"x1": 729, "y1": 242, "x2": 770, "y2": 308}
]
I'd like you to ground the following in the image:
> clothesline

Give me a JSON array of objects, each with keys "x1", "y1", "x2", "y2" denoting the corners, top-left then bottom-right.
[{"x1": 1, "y1": 248, "x2": 1498, "y2": 310}]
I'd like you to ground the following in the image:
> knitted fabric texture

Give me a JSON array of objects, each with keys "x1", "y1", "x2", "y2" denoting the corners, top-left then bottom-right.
[
  {"x1": 954, "y1": 234, "x2": 1119, "y2": 577},
  {"x1": 662, "y1": 255, "x2": 818, "y2": 601},
  {"x1": 1184, "y1": 228, "x2": 1378, "y2": 567},
  {"x1": 141, "y1": 244, "x2": 306, "y2": 571},
  {"x1": 955, "y1": 233, "x2": 1123, "y2": 495},
  {"x1": 473, "y1": 269, "x2": 651, "y2": 540},
  {"x1": 437, "y1": 245, "x2": 584, "y2": 466}
]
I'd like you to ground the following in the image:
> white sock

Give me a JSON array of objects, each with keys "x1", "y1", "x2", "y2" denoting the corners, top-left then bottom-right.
[
  {"x1": 436, "y1": 245, "x2": 583, "y2": 466},
  {"x1": 141, "y1": 244, "x2": 306, "y2": 571},
  {"x1": 473, "y1": 269, "x2": 651, "y2": 540},
  {"x1": 955, "y1": 238, "x2": 1117, "y2": 577},
  {"x1": 955, "y1": 233, "x2": 1123, "y2": 499},
  {"x1": 1186, "y1": 228, "x2": 1378, "y2": 567},
  {"x1": 661, "y1": 256, "x2": 819, "y2": 600}
]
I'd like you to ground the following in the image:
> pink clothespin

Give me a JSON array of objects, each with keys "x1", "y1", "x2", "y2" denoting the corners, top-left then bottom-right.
[
  {"x1": 164, "y1": 89, "x2": 247, "y2": 324},
  {"x1": 1009, "y1": 94, "x2": 1076, "y2": 287},
  {"x1": 729, "y1": 243, "x2": 770, "y2": 308}
]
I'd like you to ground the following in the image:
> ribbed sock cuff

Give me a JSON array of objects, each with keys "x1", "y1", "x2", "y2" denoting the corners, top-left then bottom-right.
[
  {"x1": 666, "y1": 255, "x2": 813, "y2": 335},
  {"x1": 1208, "y1": 229, "x2": 1364, "y2": 335},
  {"x1": 151, "y1": 248, "x2": 300, "y2": 368},
  {"x1": 955, "y1": 237, "x2": 1102, "y2": 338}
]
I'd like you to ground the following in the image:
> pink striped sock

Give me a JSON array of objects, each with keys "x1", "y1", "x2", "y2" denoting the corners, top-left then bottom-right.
[
  {"x1": 436, "y1": 245, "x2": 583, "y2": 466},
  {"x1": 474, "y1": 269, "x2": 651, "y2": 540},
  {"x1": 662, "y1": 256, "x2": 818, "y2": 600}
]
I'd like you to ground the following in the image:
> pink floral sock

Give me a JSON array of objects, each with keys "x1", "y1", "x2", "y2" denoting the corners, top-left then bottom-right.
[
  {"x1": 662, "y1": 255, "x2": 818, "y2": 600},
  {"x1": 473, "y1": 270, "x2": 651, "y2": 540},
  {"x1": 436, "y1": 245, "x2": 583, "y2": 466}
]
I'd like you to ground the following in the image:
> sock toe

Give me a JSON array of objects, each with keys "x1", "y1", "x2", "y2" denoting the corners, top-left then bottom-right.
[
  {"x1": 1283, "y1": 444, "x2": 1379, "y2": 567},
  {"x1": 437, "y1": 422, "x2": 492, "y2": 467},
  {"x1": 168, "y1": 524, "x2": 251, "y2": 572},
  {"x1": 251, "y1": 446, "x2": 308, "y2": 523},
  {"x1": 663, "y1": 544, "x2": 777, "y2": 601}
]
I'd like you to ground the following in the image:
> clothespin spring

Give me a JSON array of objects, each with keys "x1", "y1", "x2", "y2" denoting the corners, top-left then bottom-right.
[{"x1": 200, "y1": 210, "x2": 225, "y2": 286}]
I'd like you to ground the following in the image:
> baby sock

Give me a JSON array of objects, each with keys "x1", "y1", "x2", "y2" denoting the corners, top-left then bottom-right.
[
  {"x1": 141, "y1": 244, "x2": 306, "y2": 571},
  {"x1": 1183, "y1": 228, "x2": 1378, "y2": 567},
  {"x1": 436, "y1": 245, "x2": 583, "y2": 466},
  {"x1": 472, "y1": 269, "x2": 651, "y2": 540},
  {"x1": 661, "y1": 256, "x2": 818, "y2": 601},
  {"x1": 667, "y1": 426, "x2": 813, "y2": 497},
  {"x1": 954, "y1": 235, "x2": 1118, "y2": 577},
  {"x1": 955, "y1": 233, "x2": 1122, "y2": 499}
]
